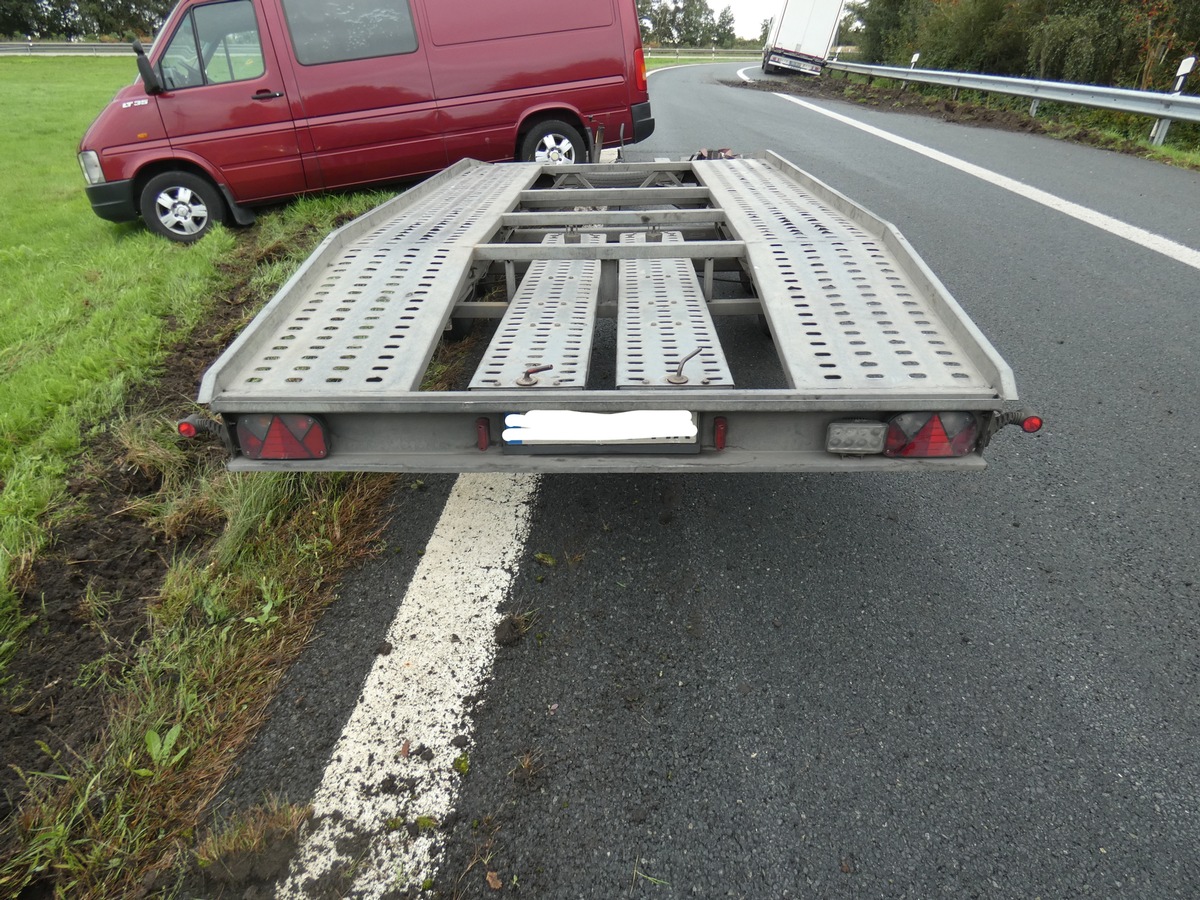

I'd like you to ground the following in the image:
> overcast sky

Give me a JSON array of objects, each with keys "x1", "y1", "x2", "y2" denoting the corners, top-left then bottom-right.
[{"x1": 728, "y1": 0, "x2": 783, "y2": 40}]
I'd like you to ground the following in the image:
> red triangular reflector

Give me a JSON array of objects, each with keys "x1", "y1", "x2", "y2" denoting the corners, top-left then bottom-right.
[{"x1": 908, "y1": 415, "x2": 953, "y2": 457}]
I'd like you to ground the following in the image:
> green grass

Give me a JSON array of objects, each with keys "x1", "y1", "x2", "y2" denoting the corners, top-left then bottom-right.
[
  {"x1": 0, "y1": 58, "x2": 401, "y2": 895},
  {"x1": 646, "y1": 55, "x2": 757, "y2": 70},
  {"x1": 0, "y1": 57, "x2": 239, "y2": 677}
]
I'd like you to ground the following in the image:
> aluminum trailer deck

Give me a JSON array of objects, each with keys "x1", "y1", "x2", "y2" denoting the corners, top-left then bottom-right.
[{"x1": 196, "y1": 153, "x2": 1029, "y2": 472}]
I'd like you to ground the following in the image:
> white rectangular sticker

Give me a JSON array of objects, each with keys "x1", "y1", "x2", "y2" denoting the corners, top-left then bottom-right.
[{"x1": 503, "y1": 410, "x2": 697, "y2": 445}]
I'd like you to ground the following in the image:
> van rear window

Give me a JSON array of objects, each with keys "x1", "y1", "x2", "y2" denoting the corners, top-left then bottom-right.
[
  {"x1": 281, "y1": 0, "x2": 418, "y2": 65},
  {"x1": 426, "y1": 0, "x2": 613, "y2": 46}
]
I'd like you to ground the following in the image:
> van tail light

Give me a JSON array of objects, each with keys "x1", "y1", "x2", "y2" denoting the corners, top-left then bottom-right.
[
  {"x1": 236, "y1": 414, "x2": 329, "y2": 460},
  {"x1": 884, "y1": 412, "x2": 977, "y2": 458},
  {"x1": 634, "y1": 48, "x2": 647, "y2": 92}
]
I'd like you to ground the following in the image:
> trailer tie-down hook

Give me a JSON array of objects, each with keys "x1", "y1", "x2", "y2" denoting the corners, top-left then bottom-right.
[
  {"x1": 516, "y1": 364, "x2": 553, "y2": 386},
  {"x1": 667, "y1": 348, "x2": 704, "y2": 385}
]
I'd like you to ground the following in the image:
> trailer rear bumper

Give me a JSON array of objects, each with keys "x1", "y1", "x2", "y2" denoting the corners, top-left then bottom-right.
[{"x1": 765, "y1": 51, "x2": 824, "y2": 76}]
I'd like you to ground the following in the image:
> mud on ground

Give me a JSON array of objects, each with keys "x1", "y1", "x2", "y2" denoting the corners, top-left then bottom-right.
[{"x1": 0, "y1": 249, "x2": 259, "y2": 830}]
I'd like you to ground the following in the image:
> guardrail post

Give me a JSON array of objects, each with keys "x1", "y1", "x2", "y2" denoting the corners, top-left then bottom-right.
[
  {"x1": 1029, "y1": 99, "x2": 1040, "y2": 117},
  {"x1": 1153, "y1": 56, "x2": 1196, "y2": 147}
]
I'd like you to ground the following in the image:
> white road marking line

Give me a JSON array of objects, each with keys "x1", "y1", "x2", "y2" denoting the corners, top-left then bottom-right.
[
  {"x1": 277, "y1": 473, "x2": 540, "y2": 899},
  {"x1": 733, "y1": 66, "x2": 1200, "y2": 272}
]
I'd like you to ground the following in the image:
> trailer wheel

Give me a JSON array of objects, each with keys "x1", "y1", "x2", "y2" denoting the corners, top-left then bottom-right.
[
  {"x1": 520, "y1": 119, "x2": 585, "y2": 165},
  {"x1": 139, "y1": 171, "x2": 226, "y2": 243}
]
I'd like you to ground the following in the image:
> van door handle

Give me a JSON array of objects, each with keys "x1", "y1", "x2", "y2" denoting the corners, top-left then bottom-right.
[{"x1": 252, "y1": 90, "x2": 284, "y2": 100}]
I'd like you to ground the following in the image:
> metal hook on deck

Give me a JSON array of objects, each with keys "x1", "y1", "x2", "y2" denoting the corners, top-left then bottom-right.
[
  {"x1": 666, "y1": 348, "x2": 704, "y2": 385},
  {"x1": 516, "y1": 364, "x2": 554, "y2": 386}
]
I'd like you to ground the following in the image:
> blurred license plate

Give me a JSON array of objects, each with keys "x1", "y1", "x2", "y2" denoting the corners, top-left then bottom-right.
[{"x1": 503, "y1": 410, "x2": 697, "y2": 446}]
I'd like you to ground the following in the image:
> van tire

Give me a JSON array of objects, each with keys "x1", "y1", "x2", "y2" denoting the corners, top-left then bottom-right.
[
  {"x1": 519, "y1": 119, "x2": 585, "y2": 165},
  {"x1": 139, "y1": 171, "x2": 225, "y2": 243}
]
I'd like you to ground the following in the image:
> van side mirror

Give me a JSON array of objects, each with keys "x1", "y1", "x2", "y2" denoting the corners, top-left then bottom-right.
[{"x1": 132, "y1": 39, "x2": 163, "y2": 94}]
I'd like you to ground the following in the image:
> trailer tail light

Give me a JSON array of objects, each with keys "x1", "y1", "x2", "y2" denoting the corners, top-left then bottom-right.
[
  {"x1": 236, "y1": 414, "x2": 328, "y2": 460},
  {"x1": 884, "y1": 412, "x2": 977, "y2": 458},
  {"x1": 634, "y1": 48, "x2": 647, "y2": 92}
]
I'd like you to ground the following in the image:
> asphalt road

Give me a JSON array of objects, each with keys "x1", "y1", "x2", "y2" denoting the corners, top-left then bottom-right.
[{"x1": 218, "y1": 63, "x2": 1200, "y2": 899}]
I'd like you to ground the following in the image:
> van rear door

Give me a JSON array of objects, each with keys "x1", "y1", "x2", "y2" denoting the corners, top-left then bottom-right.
[
  {"x1": 154, "y1": 0, "x2": 305, "y2": 201},
  {"x1": 268, "y1": 0, "x2": 446, "y2": 190}
]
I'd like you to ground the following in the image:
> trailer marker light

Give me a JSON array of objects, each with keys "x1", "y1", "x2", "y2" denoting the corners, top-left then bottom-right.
[
  {"x1": 177, "y1": 419, "x2": 198, "y2": 439},
  {"x1": 476, "y1": 417, "x2": 491, "y2": 451},
  {"x1": 714, "y1": 416, "x2": 728, "y2": 450},
  {"x1": 884, "y1": 412, "x2": 977, "y2": 458},
  {"x1": 237, "y1": 414, "x2": 328, "y2": 460},
  {"x1": 1022, "y1": 415, "x2": 1044, "y2": 433}
]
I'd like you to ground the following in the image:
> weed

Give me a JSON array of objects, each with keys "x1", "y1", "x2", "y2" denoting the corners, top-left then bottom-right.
[
  {"x1": 508, "y1": 748, "x2": 544, "y2": 782},
  {"x1": 78, "y1": 580, "x2": 114, "y2": 623},
  {"x1": 453, "y1": 752, "x2": 470, "y2": 776},
  {"x1": 511, "y1": 609, "x2": 538, "y2": 635},
  {"x1": 130, "y1": 722, "x2": 189, "y2": 777},
  {"x1": 630, "y1": 855, "x2": 670, "y2": 891},
  {"x1": 244, "y1": 578, "x2": 284, "y2": 630},
  {"x1": 194, "y1": 796, "x2": 311, "y2": 869}
]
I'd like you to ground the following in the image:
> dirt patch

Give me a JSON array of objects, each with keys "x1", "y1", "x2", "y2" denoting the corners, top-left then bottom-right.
[{"x1": 0, "y1": 239, "x2": 264, "y2": 829}]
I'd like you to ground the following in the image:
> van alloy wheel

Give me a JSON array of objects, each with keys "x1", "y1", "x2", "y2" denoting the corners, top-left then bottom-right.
[
  {"x1": 138, "y1": 171, "x2": 226, "y2": 243},
  {"x1": 156, "y1": 187, "x2": 208, "y2": 236},
  {"x1": 520, "y1": 119, "x2": 585, "y2": 165}
]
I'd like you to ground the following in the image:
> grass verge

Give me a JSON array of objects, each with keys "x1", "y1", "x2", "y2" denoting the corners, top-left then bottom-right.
[
  {"x1": 0, "y1": 189, "x2": 409, "y2": 896},
  {"x1": 0, "y1": 56, "x2": 416, "y2": 896}
]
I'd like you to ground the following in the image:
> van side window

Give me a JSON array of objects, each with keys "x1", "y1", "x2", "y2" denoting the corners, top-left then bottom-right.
[
  {"x1": 280, "y1": 0, "x2": 417, "y2": 65},
  {"x1": 159, "y1": 0, "x2": 266, "y2": 90}
]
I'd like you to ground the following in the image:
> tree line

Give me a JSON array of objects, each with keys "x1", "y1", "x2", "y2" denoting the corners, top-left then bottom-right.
[
  {"x1": 636, "y1": 0, "x2": 742, "y2": 49},
  {"x1": 851, "y1": 0, "x2": 1200, "y2": 91},
  {"x1": 1, "y1": 0, "x2": 172, "y2": 39},
  {"x1": 4, "y1": 0, "x2": 758, "y2": 45}
]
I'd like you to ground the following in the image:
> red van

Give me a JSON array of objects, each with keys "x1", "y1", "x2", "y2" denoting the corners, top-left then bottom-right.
[{"x1": 78, "y1": 0, "x2": 654, "y2": 241}]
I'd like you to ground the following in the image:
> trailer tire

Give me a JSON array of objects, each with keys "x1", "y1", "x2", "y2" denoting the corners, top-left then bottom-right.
[
  {"x1": 520, "y1": 119, "x2": 585, "y2": 165},
  {"x1": 139, "y1": 171, "x2": 225, "y2": 243}
]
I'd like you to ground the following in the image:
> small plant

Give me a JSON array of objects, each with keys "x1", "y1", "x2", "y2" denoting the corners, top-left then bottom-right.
[
  {"x1": 452, "y1": 752, "x2": 470, "y2": 775},
  {"x1": 131, "y1": 723, "x2": 188, "y2": 777},
  {"x1": 508, "y1": 748, "x2": 544, "y2": 782},
  {"x1": 244, "y1": 578, "x2": 284, "y2": 630},
  {"x1": 631, "y1": 855, "x2": 669, "y2": 889},
  {"x1": 194, "y1": 796, "x2": 312, "y2": 870},
  {"x1": 511, "y1": 609, "x2": 538, "y2": 635}
]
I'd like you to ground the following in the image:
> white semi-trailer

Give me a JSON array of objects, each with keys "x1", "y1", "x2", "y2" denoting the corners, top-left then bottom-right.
[{"x1": 762, "y1": 0, "x2": 846, "y2": 76}]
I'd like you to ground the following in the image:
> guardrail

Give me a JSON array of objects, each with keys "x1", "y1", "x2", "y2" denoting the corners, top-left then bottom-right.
[
  {"x1": 825, "y1": 60, "x2": 1200, "y2": 145},
  {"x1": 0, "y1": 40, "x2": 140, "y2": 55},
  {"x1": 645, "y1": 47, "x2": 759, "y2": 59}
]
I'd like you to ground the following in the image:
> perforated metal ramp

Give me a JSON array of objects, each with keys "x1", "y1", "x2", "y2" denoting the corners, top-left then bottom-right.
[
  {"x1": 470, "y1": 233, "x2": 604, "y2": 389},
  {"x1": 616, "y1": 232, "x2": 733, "y2": 389},
  {"x1": 696, "y1": 158, "x2": 994, "y2": 395},
  {"x1": 200, "y1": 163, "x2": 538, "y2": 402}
]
